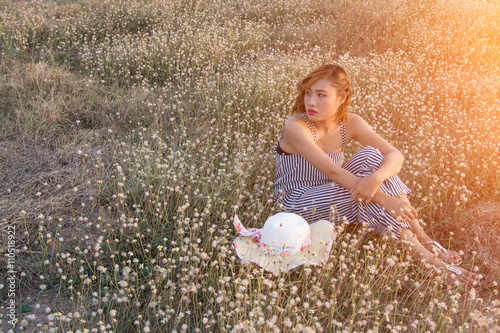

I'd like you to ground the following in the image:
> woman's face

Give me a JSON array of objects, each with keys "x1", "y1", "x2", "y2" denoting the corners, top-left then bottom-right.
[{"x1": 304, "y1": 78, "x2": 345, "y2": 123}]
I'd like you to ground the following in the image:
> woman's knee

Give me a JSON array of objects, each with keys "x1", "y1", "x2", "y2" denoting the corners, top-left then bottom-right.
[
  {"x1": 343, "y1": 145, "x2": 391, "y2": 178},
  {"x1": 359, "y1": 146, "x2": 384, "y2": 160},
  {"x1": 348, "y1": 146, "x2": 384, "y2": 173}
]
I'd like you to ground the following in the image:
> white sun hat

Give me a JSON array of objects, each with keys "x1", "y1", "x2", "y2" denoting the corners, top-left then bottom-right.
[{"x1": 233, "y1": 212, "x2": 337, "y2": 273}]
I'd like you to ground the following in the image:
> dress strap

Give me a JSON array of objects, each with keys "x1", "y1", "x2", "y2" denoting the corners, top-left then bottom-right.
[
  {"x1": 300, "y1": 113, "x2": 317, "y2": 141},
  {"x1": 340, "y1": 122, "x2": 346, "y2": 151}
]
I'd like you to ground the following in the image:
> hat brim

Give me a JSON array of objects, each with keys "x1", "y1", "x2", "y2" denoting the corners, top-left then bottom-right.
[{"x1": 233, "y1": 220, "x2": 336, "y2": 273}]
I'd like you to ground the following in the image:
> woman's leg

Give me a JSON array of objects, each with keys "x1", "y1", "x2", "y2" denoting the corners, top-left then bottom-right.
[
  {"x1": 400, "y1": 228, "x2": 478, "y2": 287},
  {"x1": 398, "y1": 195, "x2": 461, "y2": 265},
  {"x1": 291, "y1": 182, "x2": 357, "y2": 223},
  {"x1": 344, "y1": 147, "x2": 462, "y2": 264}
]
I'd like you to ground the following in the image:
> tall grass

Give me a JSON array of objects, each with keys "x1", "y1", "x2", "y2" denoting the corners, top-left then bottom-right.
[{"x1": 1, "y1": 0, "x2": 499, "y2": 331}]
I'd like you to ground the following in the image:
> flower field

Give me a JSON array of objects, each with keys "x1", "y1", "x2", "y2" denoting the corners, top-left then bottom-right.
[{"x1": 0, "y1": 0, "x2": 499, "y2": 332}]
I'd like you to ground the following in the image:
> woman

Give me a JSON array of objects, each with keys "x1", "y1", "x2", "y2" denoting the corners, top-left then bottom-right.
[{"x1": 274, "y1": 64, "x2": 478, "y2": 286}]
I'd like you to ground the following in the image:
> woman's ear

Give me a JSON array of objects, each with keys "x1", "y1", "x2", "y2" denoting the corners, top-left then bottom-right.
[{"x1": 340, "y1": 93, "x2": 347, "y2": 104}]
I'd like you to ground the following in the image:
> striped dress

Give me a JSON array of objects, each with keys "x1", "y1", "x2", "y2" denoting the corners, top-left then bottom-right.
[{"x1": 274, "y1": 113, "x2": 412, "y2": 240}]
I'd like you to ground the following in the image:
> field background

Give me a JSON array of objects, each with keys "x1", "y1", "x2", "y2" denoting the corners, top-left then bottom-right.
[{"x1": 1, "y1": 0, "x2": 499, "y2": 332}]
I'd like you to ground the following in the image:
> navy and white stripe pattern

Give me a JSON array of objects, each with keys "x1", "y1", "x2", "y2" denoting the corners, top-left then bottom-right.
[{"x1": 274, "y1": 115, "x2": 411, "y2": 240}]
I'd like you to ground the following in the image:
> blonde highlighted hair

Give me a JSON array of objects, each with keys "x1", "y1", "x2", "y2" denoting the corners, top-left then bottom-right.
[{"x1": 291, "y1": 64, "x2": 352, "y2": 123}]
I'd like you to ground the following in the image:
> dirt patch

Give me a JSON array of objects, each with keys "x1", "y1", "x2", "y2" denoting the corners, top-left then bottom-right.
[{"x1": 0, "y1": 289, "x2": 73, "y2": 332}]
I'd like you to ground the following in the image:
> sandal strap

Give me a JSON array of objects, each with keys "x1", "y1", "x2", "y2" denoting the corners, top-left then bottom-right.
[
  {"x1": 423, "y1": 240, "x2": 448, "y2": 253},
  {"x1": 439, "y1": 259, "x2": 462, "y2": 275}
]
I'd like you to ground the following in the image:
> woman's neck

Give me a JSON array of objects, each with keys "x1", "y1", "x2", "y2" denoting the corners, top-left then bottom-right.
[{"x1": 309, "y1": 116, "x2": 338, "y2": 134}]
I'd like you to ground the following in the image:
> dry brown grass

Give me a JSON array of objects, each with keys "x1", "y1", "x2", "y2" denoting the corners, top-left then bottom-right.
[
  {"x1": 0, "y1": 58, "x2": 157, "y2": 145},
  {"x1": 458, "y1": 201, "x2": 500, "y2": 333},
  {"x1": 0, "y1": 58, "x2": 135, "y2": 249},
  {"x1": 457, "y1": 201, "x2": 500, "y2": 283},
  {"x1": 0, "y1": 139, "x2": 95, "y2": 248},
  {"x1": 1, "y1": 59, "x2": 106, "y2": 142}
]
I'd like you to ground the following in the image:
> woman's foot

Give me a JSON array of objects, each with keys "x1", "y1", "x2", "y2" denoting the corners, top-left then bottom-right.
[
  {"x1": 395, "y1": 195, "x2": 462, "y2": 266},
  {"x1": 399, "y1": 228, "x2": 477, "y2": 288},
  {"x1": 423, "y1": 240, "x2": 462, "y2": 265},
  {"x1": 435, "y1": 259, "x2": 479, "y2": 287}
]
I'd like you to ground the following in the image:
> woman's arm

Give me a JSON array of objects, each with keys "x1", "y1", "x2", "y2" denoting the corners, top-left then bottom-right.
[
  {"x1": 282, "y1": 117, "x2": 362, "y2": 190},
  {"x1": 282, "y1": 117, "x2": 389, "y2": 197},
  {"x1": 346, "y1": 114, "x2": 406, "y2": 204},
  {"x1": 348, "y1": 114, "x2": 404, "y2": 180},
  {"x1": 282, "y1": 115, "x2": 417, "y2": 222}
]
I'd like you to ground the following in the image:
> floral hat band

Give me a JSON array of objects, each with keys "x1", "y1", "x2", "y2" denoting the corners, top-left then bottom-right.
[
  {"x1": 232, "y1": 212, "x2": 337, "y2": 273},
  {"x1": 233, "y1": 213, "x2": 313, "y2": 256}
]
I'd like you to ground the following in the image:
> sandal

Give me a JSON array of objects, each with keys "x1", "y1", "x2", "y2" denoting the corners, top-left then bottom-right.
[
  {"x1": 437, "y1": 259, "x2": 478, "y2": 287},
  {"x1": 423, "y1": 240, "x2": 462, "y2": 265}
]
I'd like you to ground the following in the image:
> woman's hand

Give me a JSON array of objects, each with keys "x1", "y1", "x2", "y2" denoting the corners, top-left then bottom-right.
[
  {"x1": 350, "y1": 174, "x2": 383, "y2": 204},
  {"x1": 380, "y1": 195, "x2": 418, "y2": 223}
]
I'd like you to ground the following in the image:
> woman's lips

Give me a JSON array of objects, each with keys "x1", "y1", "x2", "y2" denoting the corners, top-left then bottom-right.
[{"x1": 307, "y1": 109, "x2": 317, "y2": 115}]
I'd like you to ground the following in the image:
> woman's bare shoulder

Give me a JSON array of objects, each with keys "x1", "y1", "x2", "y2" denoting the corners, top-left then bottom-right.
[
  {"x1": 344, "y1": 113, "x2": 369, "y2": 142},
  {"x1": 280, "y1": 114, "x2": 313, "y2": 152},
  {"x1": 345, "y1": 113, "x2": 370, "y2": 132},
  {"x1": 345, "y1": 113, "x2": 364, "y2": 125},
  {"x1": 282, "y1": 113, "x2": 308, "y2": 133},
  {"x1": 284, "y1": 113, "x2": 305, "y2": 125}
]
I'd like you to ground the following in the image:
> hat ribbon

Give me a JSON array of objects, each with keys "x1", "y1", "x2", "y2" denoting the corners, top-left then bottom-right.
[{"x1": 233, "y1": 214, "x2": 312, "y2": 256}]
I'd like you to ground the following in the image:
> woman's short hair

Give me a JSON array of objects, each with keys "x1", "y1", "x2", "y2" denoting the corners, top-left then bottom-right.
[{"x1": 291, "y1": 64, "x2": 352, "y2": 123}]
